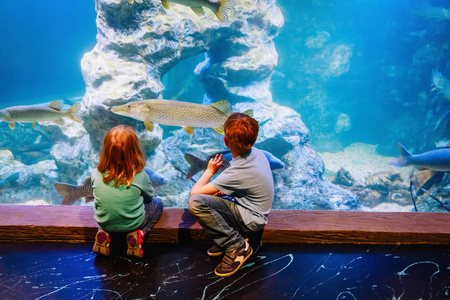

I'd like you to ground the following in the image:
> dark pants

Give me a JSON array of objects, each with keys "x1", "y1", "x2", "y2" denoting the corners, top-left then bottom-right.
[
  {"x1": 138, "y1": 196, "x2": 164, "y2": 237},
  {"x1": 188, "y1": 194, "x2": 261, "y2": 252}
]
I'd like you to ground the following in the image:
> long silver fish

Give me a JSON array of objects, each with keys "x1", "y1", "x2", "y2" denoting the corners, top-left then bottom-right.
[
  {"x1": 160, "y1": 0, "x2": 232, "y2": 22},
  {"x1": 0, "y1": 100, "x2": 81, "y2": 129},
  {"x1": 184, "y1": 149, "x2": 285, "y2": 179},
  {"x1": 111, "y1": 99, "x2": 250, "y2": 135},
  {"x1": 390, "y1": 142, "x2": 450, "y2": 171},
  {"x1": 54, "y1": 168, "x2": 168, "y2": 205}
]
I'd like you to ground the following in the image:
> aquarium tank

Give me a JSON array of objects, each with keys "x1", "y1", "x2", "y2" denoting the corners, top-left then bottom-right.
[{"x1": 1, "y1": 0, "x2": 450, "y2": 213}]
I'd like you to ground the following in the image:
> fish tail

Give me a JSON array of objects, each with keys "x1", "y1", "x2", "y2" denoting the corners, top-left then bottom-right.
[
  {"x1": 67, "y1": 102, "x2": 82, "y2": 123},
  {"x1": 184, "y1": 153, "x2": 206, "y2": 180},
  {"x1": 2, "y1": 172, "x2": 20, "y2": 187},
  {"x1": 54, "y1": 183, "x2": 80, "y2": 205},
  {"x1": 215, "y1": 0, "x2": 232, "y2": 22},
  {"x1": 390, "y1": 142, "x2": 411, "y2": 167}
]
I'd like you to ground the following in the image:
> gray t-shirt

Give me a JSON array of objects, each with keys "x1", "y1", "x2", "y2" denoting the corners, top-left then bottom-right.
[{"x1": 211, "y1": 147, "x2": 275, "y2": 231}]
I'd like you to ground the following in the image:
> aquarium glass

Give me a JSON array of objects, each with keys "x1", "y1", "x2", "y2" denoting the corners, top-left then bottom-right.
[{"x1": 1, "y1": 0, "x2": 449, "y2": 213}]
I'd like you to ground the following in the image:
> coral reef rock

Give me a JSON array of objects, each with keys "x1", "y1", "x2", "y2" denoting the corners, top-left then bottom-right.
[{"x1": 79, "y1": 0, "x2": 357, "y2": 210}]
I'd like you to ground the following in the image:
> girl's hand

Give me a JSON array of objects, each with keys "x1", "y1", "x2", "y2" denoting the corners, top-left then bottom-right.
[{"x1": 207, "y1": 154, "x2": 224, "y2": 174}]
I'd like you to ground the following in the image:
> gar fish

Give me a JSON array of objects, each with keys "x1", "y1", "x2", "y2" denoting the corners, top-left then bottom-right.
[
  {"x1": 0, "y1": 172, "x2": 20, "y2": 189},
  {"x1": 111, "y1": 99, "x2": 251, "y2": 135},
  {"x1": 54, "y1": 168, "x2": 168, "y2": 205},
  {"x1": 161, "y1": 0, "x2": 232, "y2": 22},
  {"x1": 184, "y1": 149, "x2": 285, "y2": 179},
  {"x1": 390, "y1": 142, "x2": 450, "y2": 172},
  {"x1": 0, "y1": 100, "x2": 81, "y2": 129}
]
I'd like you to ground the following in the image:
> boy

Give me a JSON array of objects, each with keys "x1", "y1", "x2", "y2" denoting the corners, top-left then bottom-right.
[{"x1": 188, "y1": 112, "x2": 275, "y2": 277}]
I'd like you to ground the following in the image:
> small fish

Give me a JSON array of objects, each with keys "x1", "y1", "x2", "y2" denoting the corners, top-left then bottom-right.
[
  {"x1": 161, "y1": 0, "x2": 232, "y2": 22},
  {"x1": 0, "y1": 172, "x2": 20, "y2": 189},
  {"x1": 111, "y1": 99, "x2": 251, "y2": 135},
  {"x1": 0, "y1": 100, "x2": 81, "y2": 130},
  {"x1": 184, "y1": 149, "x2": 285, "y2": 179},
  {"x1": 54, "y1": 168, "x2": 168, "y2": 205},
  {"x1": 390, "y1": 142, "x2": 450, "y2": 172}
]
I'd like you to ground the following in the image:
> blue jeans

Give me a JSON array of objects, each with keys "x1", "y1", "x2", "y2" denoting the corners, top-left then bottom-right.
[
  {"x1": 138, "y1": 196, "x2": 164, "y2": 236},
  {"x1": 188, "y1": 194, "x2": 251, "y2": 252}
]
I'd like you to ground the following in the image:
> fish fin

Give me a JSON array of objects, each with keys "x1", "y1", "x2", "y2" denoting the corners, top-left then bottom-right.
[
  {"x1": 215, "y1": 0, "x2": 232, "y2": 22},
  {"x1": 32, "y1": 122, "x2": 36, "y2": 129},
  {"x1": 242, "y1": 109, "x2": 253, "y2": 117},
  {"x1": 67, "y1": 102, "x2": 82, "y2": 123},
  {"x1": 83, "y1": 177, "x2": 92, "y2": 187},
  {"x1": 2, "y1": 172, "x2": 20, "y2": 188},
  {"x1": 85, "y1": 197, "x2": 95, "y2": 203},
  {"x1": 8, "y1": 122, "x2": 15, "y2": 130},
  {"x1": 54, "y1": 183, "x2": 80, "y2": 205},
  {"x1": 183, "y1": 126, "x2": 194, "y2": 135},
  {"x1": 144, "y1": 121, "x2": 154, "y2": 131},
  {"x1": 161, "y1": 0, "x2": 170, "y2": 9},
  {"x1": 191, "y1": 6, "x2": 205, "y2": 16},
  {"x1": 184, "y1": 153, "x2": 207, "y2": 179},
  {"x1": 390, "y1": 142, "x2": 411, "y2": 168},
  {"x1": 210, "y1": 100, "x2": 231, "y2": 114},
  {"x1": 213, "y1": 126, "x2": 225, "y2": 135},
  {"x1": 48, "y1": 100, "x2": 64, "y2": 111},
  {"x1": 127, "y1": 0, "x2": 133, "y2": 3}
]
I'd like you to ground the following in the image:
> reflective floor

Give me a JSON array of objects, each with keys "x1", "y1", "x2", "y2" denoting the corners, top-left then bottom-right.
[{"x1": 0, "y1": 242, "x2": 449, "y2": 299}]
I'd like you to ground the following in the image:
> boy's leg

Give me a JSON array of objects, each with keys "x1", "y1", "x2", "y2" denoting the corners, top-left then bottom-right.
[
  {"x1": 127, "y1": 197, "x2": 164, "y2": 258},
  {"x1": 188, "y1": 194, "x2": 249, "y2": 252}
]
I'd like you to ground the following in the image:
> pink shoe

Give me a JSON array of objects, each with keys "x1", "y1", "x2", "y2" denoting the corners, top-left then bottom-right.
[
  {"x1": 126, "y1": 230, "x2": 144, "y2": 258},
  {"x1": 92, "y1": 230, "x2": 110, "y2": 256}
]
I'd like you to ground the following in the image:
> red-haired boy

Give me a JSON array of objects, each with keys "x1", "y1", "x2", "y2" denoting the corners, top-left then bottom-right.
[{"x1": 188, "y1": 112, "x2": 275, "y2": 277}]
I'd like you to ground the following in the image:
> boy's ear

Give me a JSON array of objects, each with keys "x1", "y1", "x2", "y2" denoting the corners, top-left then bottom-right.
[{"x1": 224, "y1": 136, "x2": 229, "y2": 147}]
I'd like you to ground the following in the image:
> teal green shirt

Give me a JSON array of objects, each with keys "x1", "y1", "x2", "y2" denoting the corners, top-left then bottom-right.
[{"x1": 91, "y1": 169, "x2": 154, "y2": 232}]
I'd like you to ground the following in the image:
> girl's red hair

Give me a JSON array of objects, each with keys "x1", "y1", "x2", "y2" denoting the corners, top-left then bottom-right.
[{"x1": 98, "y1": 125, "x2": 146, "y2": 187}]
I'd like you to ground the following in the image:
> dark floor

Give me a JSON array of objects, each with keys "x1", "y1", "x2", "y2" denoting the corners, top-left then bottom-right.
[{"x1": 0, "y1": 241, "x2": 449, "y2": 300}]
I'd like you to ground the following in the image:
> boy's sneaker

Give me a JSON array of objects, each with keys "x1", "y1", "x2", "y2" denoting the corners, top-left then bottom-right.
[
  {"x1": 214, "y1": 240, "x2": 253, "y2": 277},
  {"x1": 92, "y1": 230, "x2": 110, "y2": 256},
  {"x1": 126, "y1": 230, "x2": 144, "y2": 258},
  {"x1": 207, "y1": 245, "x2": 223, "y2": 257}
]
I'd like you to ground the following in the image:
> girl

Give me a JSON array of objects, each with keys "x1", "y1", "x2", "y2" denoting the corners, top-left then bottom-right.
[{"x1": 91, "y1": 125, "x2": 163, "y2": 258}]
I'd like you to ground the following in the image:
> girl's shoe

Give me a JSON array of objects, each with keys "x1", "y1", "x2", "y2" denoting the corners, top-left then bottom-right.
[
  {"x1": 126, "y1": 230, "x2": 144, "y2": 258},
  {"x1": 92, "y1": 230, "x2": 110, "y2": 256}
]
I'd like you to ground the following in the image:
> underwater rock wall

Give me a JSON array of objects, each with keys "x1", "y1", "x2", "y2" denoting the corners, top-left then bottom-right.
[{"x1": 78, "y1": 0, "x2": 357, "y2": 210}]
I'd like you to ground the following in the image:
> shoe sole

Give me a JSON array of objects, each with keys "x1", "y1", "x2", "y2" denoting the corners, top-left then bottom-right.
[
  {"x1": 207, "y1": 250, "x2": 223, "y2": 257},
  {"x1": 127, "y1": 231, "x2": 144, "y2": 258},
  {"x1": 92, "y1": 230, "x2": 110, "y2": 256},
  {"x1": 214, "y1": 246, "x2": 253, "y2": 277}
]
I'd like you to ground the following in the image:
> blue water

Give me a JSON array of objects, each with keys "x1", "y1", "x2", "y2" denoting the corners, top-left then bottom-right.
[
  {"x1": 0, "y1": 0, "x2": 97, "y2": 107},
  {"x1": 1, "y1": 0, "x2": 450, "y2": 212}
]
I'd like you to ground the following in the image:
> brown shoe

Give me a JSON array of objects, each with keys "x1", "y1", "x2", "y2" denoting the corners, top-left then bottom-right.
[
  {"x1": 92, "y1": 230, "x2": 110, "y2": 256},
  {"x1": 214, "y1": 240, "x2": 253, "y2": 277},
  {"x1": 126, "y1": 230, "x2": 144, "y2": 258},
  {"x1": 207, "y1": 245, "x2": 223, "y2": 257}
]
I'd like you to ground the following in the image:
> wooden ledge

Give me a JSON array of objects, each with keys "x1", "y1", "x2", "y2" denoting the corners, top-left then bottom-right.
[{"x1": 0, "y1": 205, "x2": 449, "y2": 244}]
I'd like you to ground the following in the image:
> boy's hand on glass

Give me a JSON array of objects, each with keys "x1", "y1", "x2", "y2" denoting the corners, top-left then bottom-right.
[{"x1": 207, "y1": 154, "x2": 224, "y2": 174}]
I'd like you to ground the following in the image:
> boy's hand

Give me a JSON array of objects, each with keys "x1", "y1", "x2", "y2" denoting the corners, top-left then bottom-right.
[{"x1": 207, "y1": 154, "x2": 224, "y2": 174}]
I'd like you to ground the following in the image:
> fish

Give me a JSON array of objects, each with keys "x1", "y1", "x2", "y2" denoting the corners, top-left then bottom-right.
[
  {"x1": 54, "y1": 168, "x2": 168, "y2": 205},
  {"x1": 0, "y1": 172, "x2": 20, "y2": 189},
  {"x1": 0, "y1": 100, "x2": 81, "y2": 129},
  {"x1": 111, "y1": 99, "x2": 251, "y2": 135},
  {"x1": 431, "y1": 69, "x2": 450, "y2": 98},
  {"x1": 161, "y1": 0, "x2": 232, "y2": 22},
  {"x1": 184, "y1": 149, "x2": 285, "y2": 179},
  {"x1": 390, "y1": 142, "x2": 450, "y2": 172},
  {"x1": 127, "y1": 0, "x2": 143, "y2": 3},
  {"x1": 412, "y1": 6, "x2": 450, "y2": 20}
]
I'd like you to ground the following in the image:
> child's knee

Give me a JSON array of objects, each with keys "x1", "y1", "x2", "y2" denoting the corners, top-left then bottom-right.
[{"x1": 188, "y1": 194, "x2": 203, "y2": 214}]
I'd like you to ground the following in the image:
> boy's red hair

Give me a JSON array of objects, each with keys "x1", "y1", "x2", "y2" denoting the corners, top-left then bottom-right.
[
  {"x1": 224, "y1": 112, "x2": 259, "y2": 155},
  {"x1": 98, "y1": 125, "x2": 146, "y2": 187}
]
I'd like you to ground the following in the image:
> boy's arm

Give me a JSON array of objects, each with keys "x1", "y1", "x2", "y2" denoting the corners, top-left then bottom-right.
[{"x1": 190, "y1": 154, "x2": 224, "y2": 196}]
